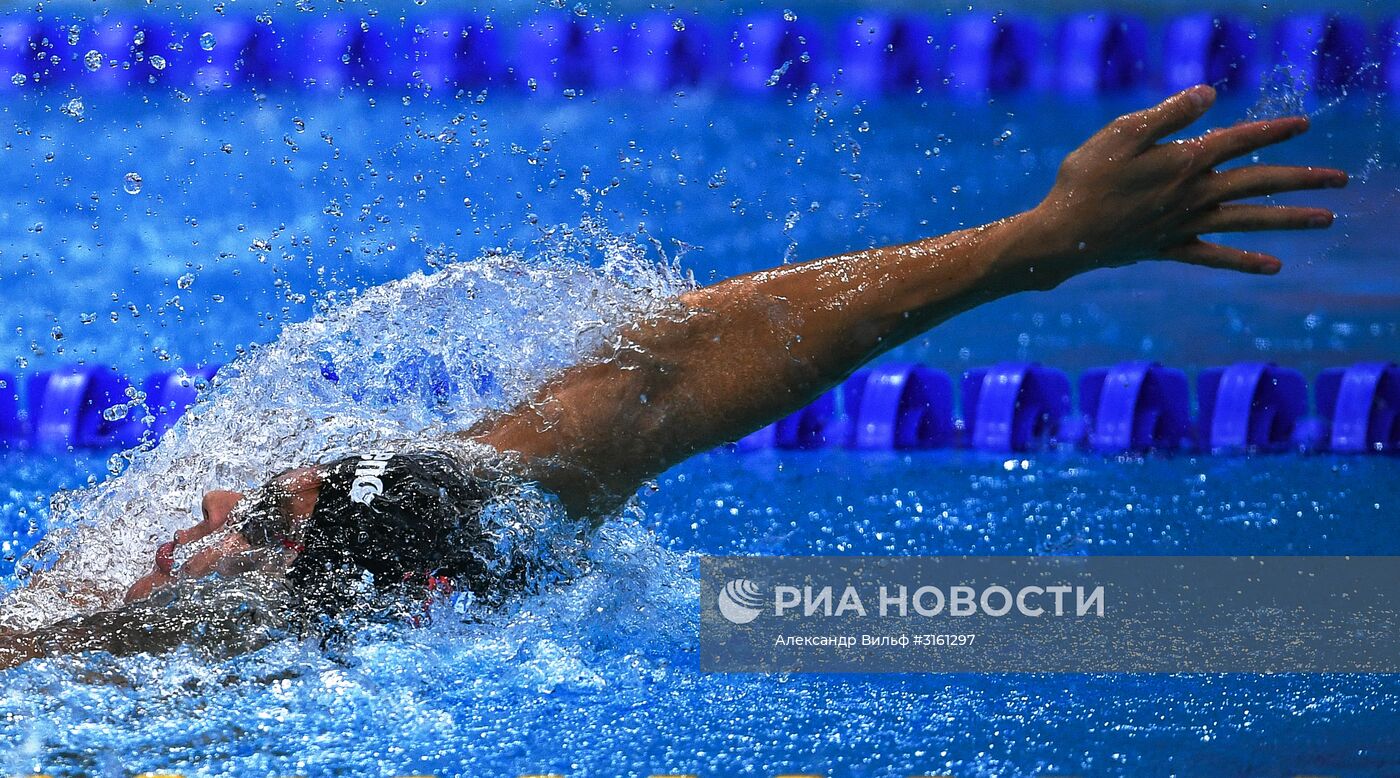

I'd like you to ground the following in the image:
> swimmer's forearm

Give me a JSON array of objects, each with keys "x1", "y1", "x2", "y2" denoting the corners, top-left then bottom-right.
[{"x1": 0, "y1": 584, "x2": 282, "y2": 670}]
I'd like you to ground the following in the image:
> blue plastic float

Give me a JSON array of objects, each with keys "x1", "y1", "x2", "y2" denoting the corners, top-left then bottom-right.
[
  {"x1": 962, "y1": 362, "x2": 1072, "y2": 452},
  {"x1": 848, "y1": 364, "x2": 954, "y2": 450},
  {"x1": 1162, "y1": 14, "x2": 1256, "y2": 93},
  {"x1": 1079, "y1": 362, "x2": 1192, "y2": 454},
  {"x1": 772, "y1": 389, "x2": 840, "y2": 450},
  {"x1": 1055, "y1": 13, "x2": 1148, "y2": 95},
  {"x1": 834, "y1": 14, "x2": 940, "y2": 94},
  {"x1": 730, "y1": 14, "x2": 824, "y2": 93},
  {"x1": 297, "y1": 18, "x2": 358, "y2": 90},
  {"x1": 1197, "y1": 362, "x2": 1308, "y2": 454},
  {"x1": 1274, "y1": 14, "x2": 1369, "y2": 95},
  {"x1": 142, "y1": 366, "x2": 219, "y2": 439},
  {"x1": 26, "y1": 367, "x2": 132, "y2": 449},
  {"x1": 1316, "y1": 362, "x2": 1400, "y2": 454},
  {"x1": 946, "y1": 16, "x2": 1042, "y2": 94},
  {"x1": 630, "y1": 14, "x2": 713, "y2": 92}
]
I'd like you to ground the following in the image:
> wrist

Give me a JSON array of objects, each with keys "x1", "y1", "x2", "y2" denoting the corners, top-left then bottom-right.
[{"x1": 974, "y1": 207, "x2": 1078, "y2": 294}]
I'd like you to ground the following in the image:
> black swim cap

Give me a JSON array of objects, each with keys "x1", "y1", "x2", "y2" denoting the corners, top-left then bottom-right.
[{"x1": 286, "y1": 450, "x2": 509, "y2": 622}]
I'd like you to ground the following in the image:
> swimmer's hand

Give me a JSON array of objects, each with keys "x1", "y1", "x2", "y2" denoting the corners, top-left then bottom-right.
[{"x1": 1013, "y1": 84, "x2": 1347, "y2": 288}]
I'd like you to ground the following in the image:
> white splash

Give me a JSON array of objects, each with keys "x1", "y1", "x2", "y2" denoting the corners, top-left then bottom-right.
[{"x1": 2, "y1": 221, "x2": 695, "y2": 630}]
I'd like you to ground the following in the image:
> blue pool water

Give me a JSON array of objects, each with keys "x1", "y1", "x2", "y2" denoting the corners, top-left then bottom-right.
[{"x1": 1, "y1": 30, "x2": 1399, "y2": 778}]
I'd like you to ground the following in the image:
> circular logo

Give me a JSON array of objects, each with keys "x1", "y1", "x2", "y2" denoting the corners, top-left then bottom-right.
[{"x1": 717, "y1": 578, "x2": 764, "y2": 625}]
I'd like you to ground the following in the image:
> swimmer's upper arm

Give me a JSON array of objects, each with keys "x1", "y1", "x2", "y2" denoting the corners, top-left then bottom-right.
[{"x1": 465, "y1": 286, "x2": 821, "y2": 520}]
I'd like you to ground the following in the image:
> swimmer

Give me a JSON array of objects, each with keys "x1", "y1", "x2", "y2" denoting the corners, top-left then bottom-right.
[{"x1": 0, "y1": 85, "x2": 1348, "y2": 668}]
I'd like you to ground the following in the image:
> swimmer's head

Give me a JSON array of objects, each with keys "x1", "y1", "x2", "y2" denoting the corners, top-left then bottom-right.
[{"x1": 124, "y1": 467, "x2": 324, "y2": 603}]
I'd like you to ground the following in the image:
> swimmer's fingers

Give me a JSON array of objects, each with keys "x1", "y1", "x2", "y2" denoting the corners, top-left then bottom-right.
[
  {"x1": 1183, "y1": 204, "x2": 1335, "y2": 235},
  {"x1": 1161, "y1": 239, "x2": 1282, "y2": 275},
  {"x1": 1188, "y1": 117, "x2": 1310, "y2": 169},
  {"x1": 1114, "y1": 85, "x2": 1216, "y2": 152},
  {"x1": 1201, "y1": 165, "x2": 1349, "y2": 203}
]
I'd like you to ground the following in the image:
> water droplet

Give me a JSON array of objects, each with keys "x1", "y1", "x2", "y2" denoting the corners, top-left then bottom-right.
[
  {"x1": 176, "y1": 273, "x2": 195, "y2": 290},
  {"x1": 123, "y1": 172, "x2": 143, "y2": 195},
  {"x1": 765, "y1": 60, "x2": 792, "y2": 87},
  {"x1": 292, "y1": 117, "x2": 306, "y2": 132},
  {"x1": 84, "y1": 49, "x2": 103, "y2": 72},
  {"x1": 66, "y1": 26, "x2": 80, "y2": 46},
  {"x1": 10, "y1": 74, "x2": 25, "y2": 86},
  {"x1": 60, "y1": 97, "x2": 84, "y2": 118},
  {"x1": 672, "y1": 18, "x2": 686, "y2": 32},
  {"x1": 199, "y1": 32, "x2": 216, "y2": 51},
  {"x1": 149, "y1": 55, "x2": 167, "y2": 71},
  {"x1": 783, "y1": 9, "x2": 798, "y2": 21},
  {"x1": 220, "y1": 142, "x2": 233, "y2": 153}
]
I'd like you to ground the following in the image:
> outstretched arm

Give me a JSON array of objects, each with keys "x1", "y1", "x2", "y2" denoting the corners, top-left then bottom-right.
[{"x1": 472, "y1": 85, "x2": 1346, "y2": 518}]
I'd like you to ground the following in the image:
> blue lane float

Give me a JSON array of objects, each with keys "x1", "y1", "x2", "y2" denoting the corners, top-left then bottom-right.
[
  {"x1": 1274, "y1": 14, "x2": 1370, "y2": 95},
  {"x1": 296, "y1": 18, "x2": 359, "y2": 90},
  {"x1": 26, "y1": 367, "x2": 132, "y2": 449},
  {"x1": 629, "y1": 14, "x2": 713, "y2": 92},
  {"x1": 1055, "y1": 13, "x2": 1149, "y2": 95},
  {"x1": 1162, "y1": 14, "x2": 1257, "y2": 93},
  {"x1": 847, "y1": 364, "x2": 954, "y2": 450},
  {"x1": 834, "y1": 14, "x2": 939, "y2": 94},
  {"x1": 1197, "y1": 362, "x2": 1308, "y2": 454},
  {"x1": 1316, "y1": 362, "x2": 1400, "y2": 454},
  {"x1": 946, "y1": 16, "x2": 1043, "y2": 94},
  {"x1": 962, "y1": 362, "x2": 1072, "y2": 452},
  {"x1": 142, "y1": 366, "x2": 220, "y2": 439},
  {"x1": 773, "y1": 389, "x2": 841, "y2": 450},
  {"x1": 1079, "y1": 362, "x2": 1192, "y2": 454},
  {"x1": 729, "y1": 14, "x2": 824, "y2": 93},
  {"x1": 191, "y1": 19, "x2": 255, "y2": 91}
]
